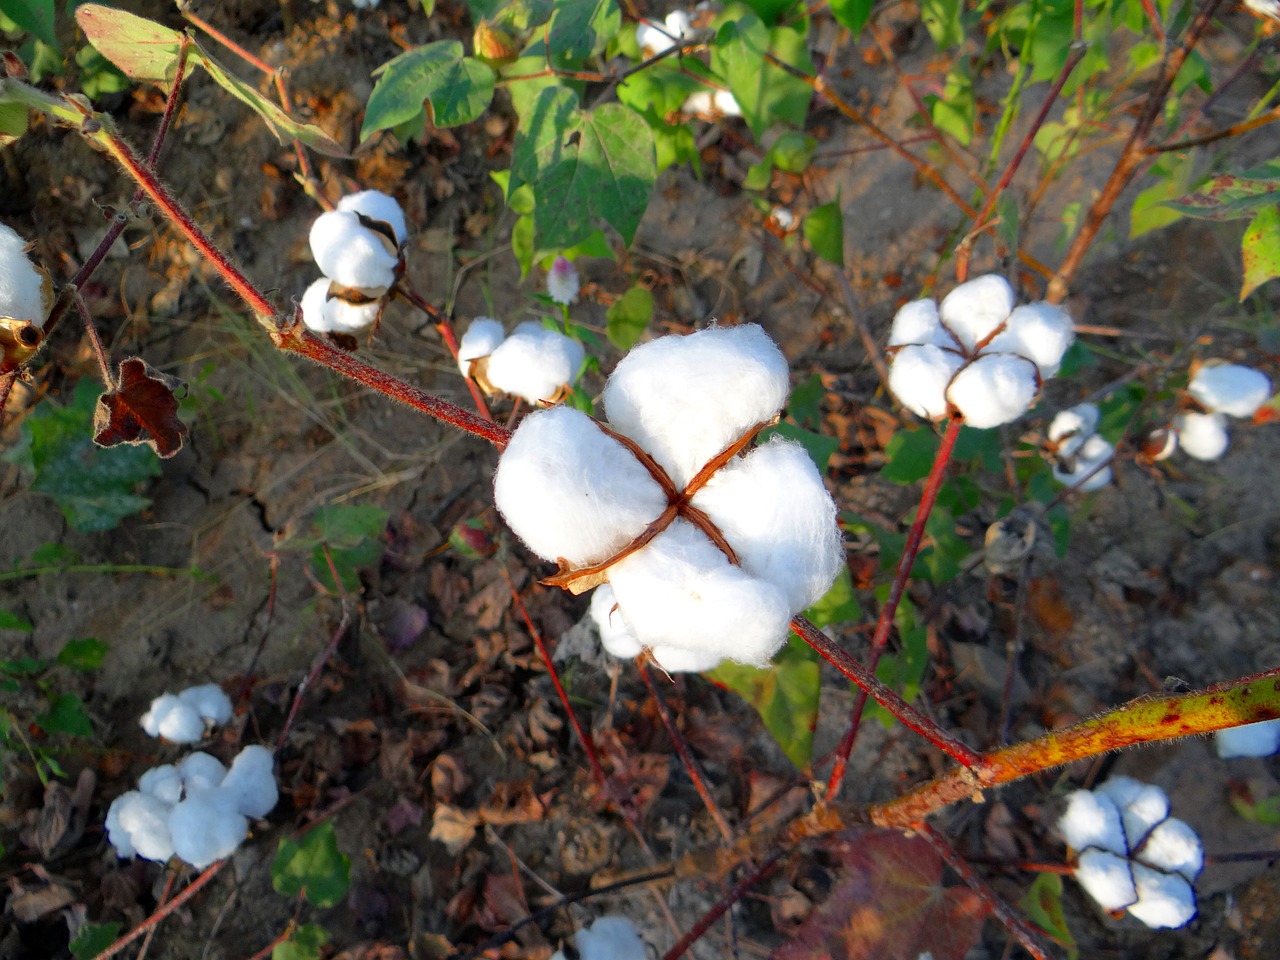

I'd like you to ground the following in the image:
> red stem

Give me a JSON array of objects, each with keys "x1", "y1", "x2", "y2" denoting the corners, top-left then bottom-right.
[
  {"x1": 661, "y1": 850, "x2": 785, "y2": 960},
  {"x1": 826, "y1": 417, "x2": 965, "y2": 797},
  {"x1": 97, "y1": 861, "x2": 227, "y2": 960},
  {"x1": 396, "y1": 284, "x2": 494, "y2": 422}
]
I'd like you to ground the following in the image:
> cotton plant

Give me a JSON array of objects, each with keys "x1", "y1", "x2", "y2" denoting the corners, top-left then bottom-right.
[
  {"x1": 1046, "y1": 402, "x2": 1114, "y2": 491},
  {"x1": 1171, "y1": 363, "x2": 1273, "y2": 462},
  {"x1": 1216, "y1": 718, "x2": 1280, "y2": 758},
  {"x1": 887, "y1": 274, "x2": 1075, "y2": 428},
  {"x1": 681, "y1": 88, "x2": 742, "y2": 118},
  {"x1": 636, "y1": 9, "x2": 695, "y2": 56},
  {"x1": 106, "y1": 745, "x2": 279, "y2": 869},
  {"x1": 1057, "y1": 776, "x2": 1204, "y2": 929},
  {"x1": 300, "y1": 190, "x2": 406, "y2": 338},
  {"x1": 495, "y1": 323, "x2": 843, "y2": 673},
  {"x1": 549, "y1": 916, "x2": 648, "y2": 960},
  {"x1": 140, "y1": 683, "x2": 234, "y2": 744},
  {"x1": 457, "y1": 318, "x2": 585, "y2": 405}
]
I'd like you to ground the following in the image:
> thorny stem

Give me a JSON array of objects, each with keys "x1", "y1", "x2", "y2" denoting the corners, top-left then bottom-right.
[
  {"x1": 826, "y1": 417, "x2": 965, "y2": 798},
  {"x1": 96, "y1": 861, "x2": 227, "y2": 960},
  {"x1": 661, "y1": 850, "x2": 786, "y2": 960}
]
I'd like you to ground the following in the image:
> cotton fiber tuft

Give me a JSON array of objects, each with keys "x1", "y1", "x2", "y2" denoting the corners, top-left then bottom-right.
[
  {"x1": 1188, "y1": 364, "x2": 1271, "y2": 419},
  {"x1": 945, "y1": 354, "x2": 1039, "y2": 429},
  {"x1": 1216, "y1": 718, "x2": 1280, "y2": 758},
  {"x1": 1174, "y1": 411, "x2": 1230, "y2": 461},
  {"x1": 550, "y1": 915, "x2": 649, "y2": 960},
  {"x1": 0, "y1": 224, "x2": 51, "y2": 328}
]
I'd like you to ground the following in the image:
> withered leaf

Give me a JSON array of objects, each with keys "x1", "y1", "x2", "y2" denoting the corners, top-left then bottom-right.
[
  {"x1": 430, "y1": 803, "x2": 480, "y2": 855},
  {"x1": 93, "y1": 356, "x2": 189, "y2": 458}
]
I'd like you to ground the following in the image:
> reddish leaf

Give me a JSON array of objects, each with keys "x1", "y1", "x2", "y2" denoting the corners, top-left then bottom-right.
[
  {"x1": 773, "y1": 830, "x2": 986, "y2": 960},
  {"x1": 93, "y1": 356, "x2": 189, "y2": 458}
]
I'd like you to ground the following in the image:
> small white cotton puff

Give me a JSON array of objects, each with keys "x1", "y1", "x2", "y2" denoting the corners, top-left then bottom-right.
[
  {"x1": 309, "y1": 209, "x2": 398, "y2": 291},
  {"x1": 178, "y1": 751, "x2": 228, "y2": 792},
  {"x1": 946, "y1": 354, "x2": 1039, "y2": 429},
  {"x1": 300, "y1": 278, "x2": 379, "y2": 334},
  {"x1": 169, "y1": 790, "x2": 249, "y2": 869},
  {"x1": 1053, "y1": 434, "x2": 1114, "y2": 492},
  {"x1": 140, "y1": 694, "x2": 205, "y2": 744},
  {"x1": 553, "y1": 916, "x2": 649, "y2": 960},
  {"x1": 985, "y1": 302, "x2": 1074, "y2": 378},
  {"x1": 1188, "y1": 364, "x2": 1272, "y2": 419},
  {"x1": 138, "y1": 764, "x2": 183, "y2": 805},
  {"x1": 938, "y1": 274, "x2": 1016, "y2": 352},
  {"x1": 178, "y1": 684, "x2": 232, "y2": 726},
  {"x1": 1139, "y1": 818, "x2": 1204, "y2": 882},
  {"x1": 591, "y1": 585, "x2": 643, "y2": 659},
  {"x1": 220, "y1": 745, "x2": 279, "y2": 819},
  {"x1": 337, "y1": 189, "x2": 407, "y2": 247},
  {"x1": 682, "y1": 89, "x2": 742, "y2": 117},
  {"x1": 1175, "y1": 411, "x2": 1230, "y2": 461},
  {"x1": 108, "y1": 791, "x2": 176, "y2": 862},
  {"x1": 1074, "y1": 848, "x2": 1138, "y2": 912},
  {"x1": 1127, "y1": 864, "x2": 1197, "y2": 929},
  {"x1": 457, "y1": 317, "x2": 506, "y2": 374},
  {"x1": 603, "y1": 324, "x2": 790, "y2": 488},
  {"x1": 889, "y1": 344, "x2": 964, "y2": 421},
  {"x1": 486, "y1": 322, "x2": 584, "y2": 404},
  {"x1": 637, "y1": 10, "x2": 694, "y2": 55},
  {"x1": 547, "y1": 256, "x2": 580, "y2": 305},
  {"x1": 1048, "y1": 403, "x2": 1101, "y2": 458},
  {"x1": 0, "y1": 224, "x2": 49, "y2": 327},
  {"x1": 1216, "y1": 718, "x2": 1280, "y2": 758},
  {"x1": 1097, "y1": 776, "x2": 1170, "y2": 846}
]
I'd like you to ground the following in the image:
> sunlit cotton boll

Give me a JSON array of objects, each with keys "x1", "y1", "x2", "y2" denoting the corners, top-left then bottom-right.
[
  {"x1": 938, "y1": 274, "x2": 1015, "y2": 351},
  {"x1": 1217, "y1": 718, "x2": 1280, "y2": 758},
  {"x1": 108, "y1": 791, "x2": 176, "y2": 862},
  {"x1": 985, "y1": 302, "x2": 1075, "y2": 378},
  {"x1": 1140, "y1": 818, "x2": 1204, "y2": 881},
  {"x1": 220, "y1": 745, "x2": 279, "y2": 818},
  {"x1": 0, "y1": 224, "x2": 50, "y2": 327},
  {"x1": 309, "y1": 209, "x2": 398, "y2": 291},
  {"x1": 486, "y1": 323, "x2": 584, "y2": 404},
  {"x1": 140, "y1": 694, "x2": 205, "y2": 743},
  {"x1": 300, "y1": 278, "x2": 381, "y2": 335},
  {"x1": 888, "y1": 344, "x2": 963, "y2": 420},
  {"x1": 1175, "y1": 411, "x2": 1230, "y2": 461},
  {"x1": 590, "y1": 585, "x2": 643, "y2": 659},
  {"x1": 1053, "y1": 434, "x2": 1114, "y2": 492},
  {"x1": 1188, "y1": 364, "x2": 1272, "y2": 419},
  {"x1": 457, "y1": 316, "x2": 506, "y2": 375},
  {"x1": 1127, "y1": 864, "x2": 1197, "y2": 929},
  {"x1": 1074, "y1": 848, "x2": 1138, "y2": 912},
  {"x1": 1244, "y1": 0, "x2": 1280, "y2": 17},
  {"x1": 547, "y1": 256, "x2": 580, "y2": 305},
  {"x1": 946, "y1": 354, "x2": 1039, "y2": 429},
  {"x1": 337, "y1": 189, "x2": 407, "y2": 247},
  {"x1": 1048, "y1": 403, "x2": 1101, "y2": 458},
  {"x1": 637, "y1": 10, "x2": 693, "y2": 55},
  {"x1": 888, "y1": 298, "x2": 958, "y2": 349},
  {"x1": 169, "y1": 790, "x2": 249, "y2": 869}
]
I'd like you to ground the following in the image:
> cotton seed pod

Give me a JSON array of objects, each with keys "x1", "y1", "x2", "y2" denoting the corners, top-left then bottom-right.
[
  {"x1": 946, "y1": 353, "x2": 1039, "y2": 428},
  {"x1": 938, "y1": 273, "x2": 1015, "y2": 351},
  {"x1": 1059, "y1": 789, "x2": 1127, "y2": 855},
  {"x1": 300, "y1": 278, "x2": 380, "y2": 335},
  {"x1": 1188, "y1": 363, "x2": 1272, "y2": 419}
]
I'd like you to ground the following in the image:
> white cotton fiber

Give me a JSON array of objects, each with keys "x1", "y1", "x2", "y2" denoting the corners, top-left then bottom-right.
[
  {"x1": 1058, "y1": 789, "x2": 1126, "y2": 855},
  {"x1": 946, "y1": 354, "x2": 1039, "y2": 428},
  {"x1": 682, "y1": 91, "x2": 713, "y2": 115},
  {"x1": 309, "y1": 209, "x2": 398, "y2": 291},
  {"x1": 105, "y1": 793, "x2": 139, "y2": 859},
  {"x1": 650, "y1": 644, "x2": 728, "y2": 674},
  {"x1": 1175, "y1": 411, "x2": 1230, "y2": 461},
  {"x1": 168, "y1": 790, "x2": 248, "y2": 869},
  {"x1": 0, "y1": 223, "x2": 49, "y2": 327},
  {"x1": 1074, "y1": 848, "x2": 1138, "y2": 912},
  {"x1": 607, "y1": 519, "x2": 792, "y2": 669},
  {"x1": 603, "y1": 324, "x2": 790, "y2": 488},
  {"x1": 458, "y1": 317, "x2": 506, "y2": 373},
  {"x1": 712, "y1": 90, "x2": 742, "y2": 117},
  {"x1": 1097, "y1": 776, "x2": 1169, "y2": 847},
  {"x1": 486, "y1": 323, "x2": 582, "y2": 404},
  {"x1": 591, "y1": 585, "x2": 643, "y2": 659},
  {"x1": 568, "y1": 916, "x2": 650, "y2": 960},
  {"x1": 140, "y1": 694, "x2": 205, "y2": 743},
  {"x1": 1188, "y1": 364, "x2": 1272, "y2": 418},
  {"x1": 1139, "y1": 818, "x2": 1204, "y2": 881},
  {"x1": 220, "y1": 745, "x2": 279, "y2": 818},
  {"x1": 691, "y1": 438, "x2": 842, "y2": 613},
  {"x1": 1127, "y1": 864, "x2": 1197, "y2": 929},
  {"x1": 1048, "y1": 403, "x2": 1100, "y2": 458},
  {"x1": 178, "y1": 752, "x2": 228, "y2": 792},
  {"x1": 889, "y1": 298, "x2": 956, "y2": 349},
  {"x1": 1052, "y1": 434, "x2": 1113, "y2": 492},
  {"x1": 138, "y1": 764, "x2": 183, "y2": 805},
  {"x1": 888, "y1": 344, "x2": 963, "y2": 421},
  {"x1": 637, "y1": 10, "x2": 693, "y2": 55},
  {"x1": 985, "y1": 302, "x2": 1075, "y2": 378},
  {"x1": 938, "y1": 274, "x2": 1015, "y2": 351},
  {"x1": 337, "y1": 189, "x2": 407, "y2": 247},
  {"x1": 1216, "y1": 718, "x2": 1280, "y2": 758},
  {"x1": 178, "y1": 684, "x2": 233, "y2": 725},
  {"x1": 300, "y1": 278, "x2": 380, "y2": 334},
  {"x1": 494, "y1": 406, "x2": 669, "y2": 567},
  {"x1": 110, "y1": 791, "x2": 176, "y2": 862}
]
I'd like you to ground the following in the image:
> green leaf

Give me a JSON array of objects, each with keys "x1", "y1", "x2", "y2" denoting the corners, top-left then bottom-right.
[
  {"x1": 1164, "y1": 161, "x2": 1280, "y2": 222},
  {"x1": 304, "y1": 505, "x2": 388, "y2": 594},
  {"x1": 805, "y1": 564, "x2": 861, "y2": 629},
  {"x1": 76, "y1": 5, "x2": 184, "y2": 82},
  {"x1": 362, "y1": 41, "x2": 496, "y2": 139},
  {"x1": 880, "y1": 428, "x2": 939, "y2": 485},
  {"x1": 616, "y1": 58, "x2": 705, "y2": 118},
  {"x1": 769, "y1": 131, "x2": 817, "y2": 173},
  {"x1": 0, "y1": 611, "x2": 34, "y2": 632},
  {"x1": 920, "y1": 0, "x2": 964, "y2": 49},
  {"x1": 605, "y1": 284, "x2": 653, "y2": 351},
  {"x1": 70, "y1": 921, "x2": 122, "y2": 960},
  {"x1": 76, "y1": 46, "x2": 132, "y2": 100},
  {"x1": 1241, "y1": 207, "x2": 1280, "y2": 300},
  {"x1": 190, "y1": 44, "x2": 347, "y2": 157},
  {"x1": 710, "y1": 11, "x2": 813, "y2": 140},
  {"x1": 926, "y1": 62, "x2": 974, "y2": 146},
  {"x1": 39, "y1": 694, "x2": 93, "y2": 738},
  {"x1": 645, "y1": 109, "x2": 700, "y2": 174},
  {"x1": 500, "y1": 52, "x2": 577, "y2": 122},
  {"x1": 706, "y1": 633, "x2": 819, "y2": 768},
  {"x1": 787, "y1": 374, "x2": 826, "y2": 429},
  {"x1": 804, "y1": 201, "x2": 844, "y2": 265},
  {"x1": 1020, "y1": 874, "x2": 1078, "y2": 960},
  {"x1": 829, "y1": 0, "x2": 875, "y2": 36},
  {"x1": 3, "y1": 379, "x2": 161, "y2": 533},
  {"x1": 7, "y1": 0, "x2": 56, "y2": 48},
  {"x1": 509, "y1": 86, "x2": 656, "y2": 254},
  {"x1": 738, "y1": 0, "x2": 800, "y2": 23},
  {"x1": 0, "y1": 99, "x2": 30, "y2": 148},
  {"x1": 547, "y1": 0, "x2": 619, "y2": 63},
  {"x1": 272, "y1": 822, "x2": 351, "y2": 908},
  {"x1": 272, "y1": 925, "x2": 330, "y2": 960},
  {"x1": 57, "y1": 638, "x2": 108, "y2": 671}
]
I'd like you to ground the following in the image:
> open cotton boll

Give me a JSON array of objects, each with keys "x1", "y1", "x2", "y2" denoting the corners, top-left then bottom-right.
[
  {"x1": 110, "y1": 791, "x2": 176, "y2": 862},
  {"x1": 1127, "y1": 864, "x2": 1197, "y2": 929},
  {"x1": 591, "y1": 585, "x2": 643, "y2": 659},
  {"x1": 138, "y1": 765, "x2": 184, "y2": 805},
  {"x1": 888, "y1": 298, "x2": 957, "y2": 349},
  {"x1": 1059, "y1": 789, "x2": 1126, "y2": 855},
  {"x1": 1053, "y1": 434, "x2": 1114, "y2": 492},
  {"x1": 1188, "y1": 364, "x2": 1272, "y2": 418},
  {"x1": 178, "y1": 752, "x2": 228, "y2": 792},
  {"x1": 309, "y1": 209, "x2": 398, "y2": 291},
  {"x1": 1175, "y1": 411, "x2": 1230, "y2": 461},
  {"x1": 494, "y1": 406, "x2": 669, "y2": 567},
  {"x1": 1048, "y1": 403, "x2": 1101, "y2": 457},
  {"x1": 1138, "y1": 818, "x2": 1203, "y2": 881},
  {"x1": 486, "y1": 324, "x2": 581, "y2": 404},
  {"x1": 985, "y1": 302, "x2": 1075, "y2": 377},
  {"x1": 177, "y1": 683, "x2": 232, "y2": 725},
  {"x1": 604, "y1": 324, "x2": 791, "y2": 488},
  {"x1": 140, "y1": 694, "x2": 206, "y2": 743},
  {"x1": 938, "y1": 274, "x2": 1015, "y2": 352},
  {"x1": 300, "y1": 279, "x2": 380, "y2": 335},
  {"x1": 888, "y1": 344, "x2": 963, "y2": 420},
  {"x1": 712, "y1": 90, "x2": 742, "y2": 117},
  {"x1": 607, "y1": 520, "x2": 792, "y2": 669},
  {"x1": 1216, "y1": 718, "x2": 1280, "y2": 758},
  {"x1": 220, "y1": 745, "x2": 279, "y2": 818},
  {"x1": 946, "y1": 354, "x2": 1039, "y2": 428},
  {"x1": 691, "y1": 438, "x2": 842, "y2": 613},
  {"x1": 564, "y1": 916, "x2": 649, "y2": 960},
  {"x1": 650, "y1": 644, "x2": 728, "y2": 674},
  {"x1": 337, "y1": 189, "x2": 407, "y2": 247},
  {"x1": 169, "y1": 790, "x2": 248, "y2": 869},
  {"x1": 0, "y1": 223, "x2": 50, "y2": 326},
  {"x1": 1074, "y1": 848, "x2": 1138, "y2": 912},
  {"x1": 682, "y1": 91, "x2": 714, "y2": 115},
  {"x1": 1096, "y1": 776, "x2": 1170, "y2": 847},
  {"x1": 458, "y1": 317, "x2": 505, "y2": 374}
]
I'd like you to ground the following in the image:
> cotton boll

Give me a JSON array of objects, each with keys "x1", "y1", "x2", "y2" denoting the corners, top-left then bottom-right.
[
  {"x1": 1048, "y1": 403, "x2": 1101, "y2": 458},
  {"x1": 547, "y1": 256, "x2": 580, "y2": 305},
  {"x1": 106, "y1": 793, "x2": 139, "y2": 858},
  {"x1": 1074, "y1": 848, "x2": 1138, "y2": 912},
  {"x1": 591, "y1": 585, "x2": 643, "y2": 659},
  {"x1": 309, "y1": 209, "x2": 398, "y2": 291},
  {"x1": 178, "y1": 752, "x2": 228, "y2": 792},
  {"x1": 299, "y1": 279, "x2": 380, "y2": 335},
  {"x1": 682, "y1": 91, "x2": 713, "y2": 115},
  {"x1": 486, "y1": 324, "x2": 580, "y2": 403},
  {"x1": 985, "y1": 302, "x2": 1075, "y2": 378},
  {"x1": 1175, "y1": 411, "x2": 1230, "y2": 461},
  {"x1": 1127, "y1": 864, "x2": 1197, "y2": 929},
  {"x1": 138, "y1": 765, "x2": 184, "y2": 805},
  {"x1": 1138, "y1": 818, "x2": 1203, "y2": 882},
  {"x1": 946, "y1": 354, "x2": 1039, "y2": 428},
  {"x1": 604, "y1": 324, "x2": 790, "y2": 488},
  {"x1": 938, "y1": 274, "x2": 1015, "y2": 352},
  {"x1": 494, "y1": 406, "x2": 669, "y2": 568},
  {"x1": 712, "y1": 90, "x2": 741, "y2": 117},
  {"x1": 571, "y1": 916, "x2": 649, "y2": 960},
  {"x1": 140, "y1": 694, "x2": 205, "y2": 743},
  {"x1": 1096, "y1": 777, "x2": 1169, "y2": 847},
  {"x1": 888, "y1": 344, "x2": 964, "y2": 420},
  {"x1": 888, "y1": 298, "x2": 957, "y2": 349},
  {"x1": 178, "y1": 683, "x2": 232, "y2": 725},
  {"x1": 0, "y1": 224, "x2": 50, "y2": 327},
  {"x1": 1058, "y1": 789, "x2": 1126, "y2": 855},
  {"x1": 650, "y1": 644, "x2": 727, "y2": 673},
  {"x1": 458, "y1": 317, "x2": 505, "y2": 375},
  {"x1": 691, "y1": 438, "x2": 842, "y2": 613},
  {"x1": 1216, "y1": 718, "x2": 1280, "y2": 758},
  {"x1": 1188, "y1": 364, "x2": 1272, "y2": 418},
  {"x1": 337, "y1": 189, "x2": 407, "y2": 247},
  {"x1": 221, "y1": 745, "x2": 279, "y2": 818},
  {"x1": 1052, "y1": 434, "x2": 1114, "y2": 492},
  {"x1": 607, "y1": 519, "x2": 793, "y2": 668},
  {"x1": 112, "y1": 791, "x2": 176, "y2": 862},
  {"x1": 169, "y1": 790, "x2": 248, "y2": 869}
]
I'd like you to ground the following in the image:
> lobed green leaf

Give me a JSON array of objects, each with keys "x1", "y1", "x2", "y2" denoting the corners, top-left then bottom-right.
[
  {"x1": 362, "y1": 41, "x2": 496, "y2": 138},
  {"x1": 272, "y1": 822, "x2": 351, "y2": 908}
]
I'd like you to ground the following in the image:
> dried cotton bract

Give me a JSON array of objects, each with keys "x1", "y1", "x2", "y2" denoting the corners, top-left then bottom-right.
[
  {"x1": 887, "y1": 275, "x2": 1075, "y2": 428},
  {"x1": 495, "y1": 325, "x2": 842, "y2": 672}
]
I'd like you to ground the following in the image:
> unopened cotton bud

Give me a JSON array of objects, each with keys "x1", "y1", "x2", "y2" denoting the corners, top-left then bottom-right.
[
  {"x1": 169, "y1": 790, "x2": 248, "y2": 869},
  {"x1": 985, "y1": 302, "x2": 1075, "y2": 378},
  {"x1": 888, "y1": 344, "x2": 963, "y2": 420},
  {"x1": 457, "y1": 317, "x2": 505, "y2": 374},
  {"x1": 337, "y1": 189, "x2": 407, "y2": 247},
  {"x1": 1127, "y1": 863, "x2": 1197, "y2": 929},
  {"x1": 1216, "y1": 718, "x2": 1280, "y2": 758},
  {"x1": 1048, "y1": 403, "x2": 1101, "y2": 458},
  {"x1": 547, "y1": 256, "x2": 580, "y2": 305},
  {"x1": 888, "y1": 298, "x2": 957, "y2": 349},
  {"x1": 938, "y1": 274, "x2": 1015, "y2": 351},
  {"x1": 946, "y1": 353, "x2": 1039, "y2": 428},
  {"x1": 591, "y1": 585, "x2": 643, "y2": 659},
  {"x1": 0, "y1": 223, "x2": 50, "y2": 327},
  {"x1": 1188, "y1": 364, "x2": 1272, "y2": 418},
  {"x1": 1175, "y1": 411, "x2": 1229, "y2": 461},
  {"x1": 1053, "y1": 434, "x2": 1113, "y2": 492},
  {"x1": 309, "y1": 209, "x2": 398, "y2": 291},
  {"x1": 1074, "y1": 848, "x2": 1138, "y2": 912}
]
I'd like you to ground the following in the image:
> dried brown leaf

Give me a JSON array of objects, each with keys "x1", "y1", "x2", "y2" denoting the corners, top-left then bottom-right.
[
  {"x1": 431, "y1": 803, "x2": 480, "y2": 855},
  {"x1": 93, "y1": 356, "x2": 189, "y2": 458}
]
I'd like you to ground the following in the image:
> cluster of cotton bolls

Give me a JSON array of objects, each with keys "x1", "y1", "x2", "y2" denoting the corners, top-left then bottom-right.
[
  {"x1": 1046, "y1": 402, "x2": 1114, "y2": 491},
  {"x1": 888, "y1": 274, "x2": 1075, "y2": 428},
  {"x1": 550, "y1": 916, "x2": 648, "y2": 960},
  {"x1": 1057, "y1": 776, "x2": 1203, "y2": 928},
  {"x1": 457, "y1": 318, "x2": 585, "y2": 405},
  {"x1": 495, "y1": 324, "x2": 842, "y2": 673},
  {"x1": 1170, "y1": 363, "x2": 1273, "y2": 461},
  {"x1": 1216, "y1": 718, "x2": 1280, "y2": 758},
  {"x1": 634, "y1": 8, "x2": 741, "y2": 117},
  {"x1": 300, "y1": 190, "x2": 406, "y2": 337},
  {"x1": 140, "y1": 683, "x2": 233, "y2": 743}
]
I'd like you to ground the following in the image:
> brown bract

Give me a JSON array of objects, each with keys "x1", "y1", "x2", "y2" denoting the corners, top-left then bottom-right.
[{"x1": 92, "y1": 355, "x2": 190, "y2": 458}]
